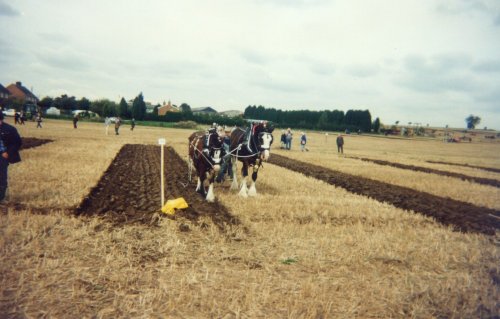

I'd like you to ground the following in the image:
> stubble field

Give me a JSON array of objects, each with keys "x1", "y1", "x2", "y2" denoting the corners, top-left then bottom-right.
[{"x1": 1, "y1": 118, "x2": 499, "y2": 318}]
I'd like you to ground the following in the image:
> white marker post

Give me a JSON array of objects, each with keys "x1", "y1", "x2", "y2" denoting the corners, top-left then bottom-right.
[{"x1": 158, "y1": 138, "x2": 166, "y2": 207}]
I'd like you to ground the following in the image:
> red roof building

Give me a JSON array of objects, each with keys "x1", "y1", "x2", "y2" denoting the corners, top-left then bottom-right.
[{"x1": 6, "y1": 81, "x2": 38, "y2": 104}]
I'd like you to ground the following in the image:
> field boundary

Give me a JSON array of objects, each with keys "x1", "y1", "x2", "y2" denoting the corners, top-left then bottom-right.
[{"x1": 348, "y1": 156, "x2": 500, "y2": 188}]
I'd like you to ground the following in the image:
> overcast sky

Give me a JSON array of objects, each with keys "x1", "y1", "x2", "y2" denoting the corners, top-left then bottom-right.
[{"x1": 1, "y1": 0, "x2": 499, "y2": 129}]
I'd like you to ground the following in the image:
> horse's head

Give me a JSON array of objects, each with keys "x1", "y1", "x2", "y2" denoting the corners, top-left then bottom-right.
[
  {"x1": 253, "y1": 123, "x2": 274, "y2": 161},
  {"x1": 205, "y1": 129, "x2": 224, "y2": 166}
]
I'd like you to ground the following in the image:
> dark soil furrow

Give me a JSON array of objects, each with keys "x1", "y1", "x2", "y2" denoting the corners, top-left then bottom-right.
[
  {"x1": 348, "y1": 156, "x2": 500, "y2": 188},
  {"x1": 426, "y1": 160, "x2": 500, "y2": 174},
  {"x1": 20, "y1": 137, "x2": 53, "y2": 150},
  {"x1": 268, "y1": 154, "x2": 500, "y2": 235},
  {"x1": 75, "y1": 144, "x2": 241, "y2": 232}
]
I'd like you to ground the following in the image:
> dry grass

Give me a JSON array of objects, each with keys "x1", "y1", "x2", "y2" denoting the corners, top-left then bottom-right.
[{"x1": 1, "y1": 119, "x2": 498, "y2": 318}]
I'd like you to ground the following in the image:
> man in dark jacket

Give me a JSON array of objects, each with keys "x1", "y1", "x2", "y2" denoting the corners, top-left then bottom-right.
[
  {"x1": 0, "y1": 112, "x2": 22, "y2": 202},
  {"x1": 336, "y1": 134, "x2": 344, "y2": 154}
]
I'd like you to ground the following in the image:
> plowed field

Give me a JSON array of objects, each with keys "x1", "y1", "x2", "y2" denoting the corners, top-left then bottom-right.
[
  {"x1": 426, "y1": 160, "x2": 500, "y2": 174},
  {"x1": 76, "y1": 144, "x2": 242, "y2": 232},
  {"x1": 268, "y1": 154, "x2": 500, "y2": 235},
  {"x1": 350, "y1": 156, "x2": 500, "y2": 188},
  {"x1": 20, "y1": 137, "x2": 53, "y2": 150}
]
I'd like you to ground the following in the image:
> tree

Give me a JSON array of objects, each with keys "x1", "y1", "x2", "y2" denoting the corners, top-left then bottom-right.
[
  {"x1": 131, "y1": 93, "x2": 146, "y2": 120},
  {"x1": 465, "y1": 115, "x2": 481, "y2": 129},
  {"x1": 77, "y1": 97, "x2": 91, "y2": 111},
  {"x1": 38, "y1": 97, "x2": 54, "y2": 109},
  {"x1": 117, "y1": 97, "x2": 129, "y2": 118},
  {"x1": 317, "y1": 111, "x2": 329, "y2": 130},
  {"x1": 90, "y1": 99, "x2": 117, "y2": 117},
  {"x1": 180, "y1": 103, "x2": 191, "y2": 113},
  {"x1": 372, "y1": 117, "x2": 381, "y2": 133},
  {"x1": 53, "y1": 94, "x2": 77, "y2": 111}
]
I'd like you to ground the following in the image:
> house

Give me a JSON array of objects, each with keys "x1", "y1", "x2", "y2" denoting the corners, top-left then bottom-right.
[
  {"x1": 0, "y1": 84, "x2": 11, "y2": 100},
  {"x1": 157, "y1": 100, "x2": 179, "y2": 116},
  {"x1": 191, "y1": 106, "x2": 218, "y2": 114},
  {"x1": 6, "y1": 81, "x2": 38, "y2": 104}
]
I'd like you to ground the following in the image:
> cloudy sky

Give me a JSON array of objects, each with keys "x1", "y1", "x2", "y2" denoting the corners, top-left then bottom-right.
[{"x1": 1, "y1": 0, "x2": 499, "y2": 129}]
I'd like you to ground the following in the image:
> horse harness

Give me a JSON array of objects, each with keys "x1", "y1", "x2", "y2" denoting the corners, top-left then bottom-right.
[{"x1": 190, "y1": 130, "x2": 223, "y2": 167}]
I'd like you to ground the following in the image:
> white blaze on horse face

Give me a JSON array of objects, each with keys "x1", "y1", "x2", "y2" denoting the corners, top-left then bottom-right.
[{"x1": 260, "y1": 133, "x2": 273, "y2": 149}]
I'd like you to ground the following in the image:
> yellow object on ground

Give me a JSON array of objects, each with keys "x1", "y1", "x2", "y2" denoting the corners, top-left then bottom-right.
[{"x1": 161, "y1": 197, "x2": 189, "y2": 215}]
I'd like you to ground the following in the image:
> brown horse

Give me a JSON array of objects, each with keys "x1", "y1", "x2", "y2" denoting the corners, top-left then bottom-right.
[
  {"x1": 229, "y1": 122, "x2": 274, "y2": 197},
  {"x1": 188, "y1": 128, "x2": 223, "y2": 202}
]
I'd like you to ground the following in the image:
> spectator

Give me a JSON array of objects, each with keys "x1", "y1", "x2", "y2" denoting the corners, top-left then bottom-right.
[
  {"x1": 336, "y1": 134, "x2": 344, "y2": 154},
  {"x1": 130, "y1": 118, "x2": 136, "y2": 131},
  {"x1": 285, "y1": 128, "x2": 293, "y2": 150},
  {"x1": 36, "y1": 113, "x2": 43, "y2": 128},
  {"x1": 115, "y1": 117, "x2": 122, "y2": 135},
  {"x1": 0, "y1": 111, "x2": 22, "y2": 203},
  {"x1": 14, "y1": 112, "x2": 20, "y2": 125},
  {"x1": 300, "y1": 132, "x2": 309, "y2": 152},
  {"x1": 73, "y1": 114, "x2": 79, "y2": 128},
  {"x1": 280, "y1": 130, "x2": 286, "y2": 149},
  {"x1": 19, "y1": 111, "x2": 26, "y2": 125}
]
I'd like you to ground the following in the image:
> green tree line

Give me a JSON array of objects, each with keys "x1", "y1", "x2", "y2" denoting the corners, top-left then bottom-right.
[{"x1": 244, "y1": 105, "x2": 376, "y2": 132}]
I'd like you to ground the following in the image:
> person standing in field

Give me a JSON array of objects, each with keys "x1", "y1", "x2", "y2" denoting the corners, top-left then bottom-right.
[
  {"x1": 104, "y1": 117, "x2": 111, "y2": 135},
  {"x1": 14, "y1": 112, "x2": 20, "y2": 125},
  {"x1": 115, "y1": 117, "x2": 121, "y2": 135},
  {"x1": 130, "y1": 118, "x2": 135, "y2": 131},
  {"x1": 0, "y1": 111, "x2": 22, "y2": 203},
  {"x1": 216, "y1": 129, "x2": 233, "y2": 183},
  {"x1": 19, "y1": 111, "x2": 26, "y2": 125},
  {"x1": 36, "y1": 113, "x2": 43, "y2": 128},
  {"x1": 336, "y1": 134, "x2": 344, "y2": 154},
  {"x1": 300, "y1": 132, "x2": 309, "y2": 152},
  {"x1": 280, "y1": 130, "x2": 286, "y2": 149},
  {"x1": 285, "y1": 128, "x2": 293, "y2": 150},
  {"x1": 73, "y1": 114, "x2": 79, "y2": 128}
]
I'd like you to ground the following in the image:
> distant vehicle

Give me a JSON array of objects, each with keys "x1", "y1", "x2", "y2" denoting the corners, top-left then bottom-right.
[
  {"x1": 2, "y1": 109, "x2": 16, "y2": 117},
  {"x1": 45, "y1": 107, "x2": 61, "y2": 116}
]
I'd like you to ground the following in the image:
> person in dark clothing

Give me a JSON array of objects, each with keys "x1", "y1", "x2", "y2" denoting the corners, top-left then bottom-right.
[
  {"x1": 73, "y1": 114, "x2": 79, "y2": 128},
  {"x1": 280, "y1": 130, "x2": 286, "y2": 149},
  {"x1": 0, "y1": 112, "x2": 22, "y2": 202},
  {"x1": 216, "y1": 133, "x2": 233, "y2": 183},
  {"x1": 130, "y1": 118, "x2": 136, "y2": 131},
  {"x1": 14, "y1": 112, "x2": 20, "y2": 125},
  {"x1": 115, "y1": 117, "x2": 122, "y2": 135},
  {"x1": 336, "y1": 134, "x2": 344, "y2": 154}
]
